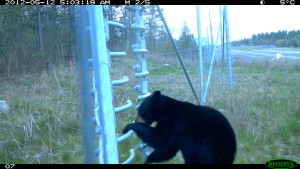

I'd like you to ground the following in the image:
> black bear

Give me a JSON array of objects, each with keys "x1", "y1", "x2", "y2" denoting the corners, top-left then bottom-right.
[{"x1": 122, "y1": 90, "x2": 236, "y2": 164}]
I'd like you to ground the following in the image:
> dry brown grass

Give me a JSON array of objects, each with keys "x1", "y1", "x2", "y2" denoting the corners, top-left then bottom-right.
[{"x1": 0, "y1": 56, "x2": 299, "y2": 164}]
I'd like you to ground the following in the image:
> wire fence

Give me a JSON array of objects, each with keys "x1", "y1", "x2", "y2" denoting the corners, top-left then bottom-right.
[
  {"x1": 79, "y1": 5, "x2": 236, "y2": 164},
  {"x1": 78, "y1": 5, "x2": 300, "y2": 164}
]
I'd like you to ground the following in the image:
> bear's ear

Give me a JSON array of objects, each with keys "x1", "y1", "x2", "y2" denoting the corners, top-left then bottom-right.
[{"x1": 150, "y1": 90, "x2": 161, "y2": 102}]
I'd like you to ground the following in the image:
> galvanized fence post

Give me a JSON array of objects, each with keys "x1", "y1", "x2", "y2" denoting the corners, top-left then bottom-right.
[
  {"x1": 88, "y1": 5, "x2": 119, "y2": 164},
  {"x1": 203, "y1": 6, "x2": 224, "y2": 104},
  {"x1": 76, "y1": 6, "x2": 95, "y2": 164},
  {"x1": 131, "y1": 5, "x2": 152, "y2": 160},
  {"x1": 78, "y1": 5, "x2": 136, "y2": 164},
  {"x1": 224, "y1": 5, "x2": 233, "y2": 89},
  {"x1": 197, "y1": 5, "x2": 204, "y2": 105},
  {"x1": 131, "y1": 6, "x2": 151, "y2": 106}
]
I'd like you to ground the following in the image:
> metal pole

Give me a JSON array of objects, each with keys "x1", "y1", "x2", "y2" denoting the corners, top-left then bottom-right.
[
  {"x1": 77, "y1": 6, "x2": 95, "y2": 164},
  {"x1": 88, "y1": 5, "x2": 119, "y2": 164},
  {"x1": 209, "y1": 11, "x2": 214, "y2": 65},
  {"x1": 131, "y1": 5, "x2": 152, "y2": 160},
  {"x1": 203, "y1": 6, "x2": 224, "y2": 104},
  {"x1": 197, "y1": 6, "x2": 204, "y2": 105},
  {"x1": 220, "y1": 6, "x2": 225, "y2": 80},
  {"x1": 156, "y1": 5, "x2": 200, "y2": 105},
  {"x1": 224, "y1": 5, "x2": 233, "y2": 89}
]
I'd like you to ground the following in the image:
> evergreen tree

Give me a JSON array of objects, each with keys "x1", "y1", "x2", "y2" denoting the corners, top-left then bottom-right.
[{"x1": 232, "y1": 29, "x2": 300, "y2": 48}]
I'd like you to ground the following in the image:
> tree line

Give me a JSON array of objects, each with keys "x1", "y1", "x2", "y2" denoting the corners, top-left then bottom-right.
[
  {"x1": 0, "y1": 6, "x2": 75, "y2": 76},
  {"x1": 232, "y1": 30, "x2": 300, "y2": 48},
  {"x1": 0, "y1": 6, "x2": 198, "y2": 75}
]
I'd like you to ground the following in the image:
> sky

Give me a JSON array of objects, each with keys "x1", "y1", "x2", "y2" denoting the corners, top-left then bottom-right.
[{"x1": 161, "y1": 5, "x2": 300, "y2": 42}]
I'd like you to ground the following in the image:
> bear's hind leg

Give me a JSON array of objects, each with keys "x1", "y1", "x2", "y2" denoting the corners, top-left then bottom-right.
[{"x1": 182, "y1": 141, "x2": 217, "y2": 164}]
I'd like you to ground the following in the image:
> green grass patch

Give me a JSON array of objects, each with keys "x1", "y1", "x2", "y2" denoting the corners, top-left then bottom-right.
[{"x1": 0, "y1": 58, "x2": 299, "y2": 164}]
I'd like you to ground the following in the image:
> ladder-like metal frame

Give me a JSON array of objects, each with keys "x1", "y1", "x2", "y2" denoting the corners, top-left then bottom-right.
[
  {"x1": 78, "y1": 5, "x2": 150, "y2": 164},
  {"x1": 78, "y1": 5, "x2": 233, "y2": 164},
  {"x1": 130, "y1": 5, "x2": 152, "y2": 159}
]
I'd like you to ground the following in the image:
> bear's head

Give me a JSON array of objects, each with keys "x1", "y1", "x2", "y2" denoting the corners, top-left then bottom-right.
[{"x1": 135, "y1": 90, "x2": 162, "y2": 126}]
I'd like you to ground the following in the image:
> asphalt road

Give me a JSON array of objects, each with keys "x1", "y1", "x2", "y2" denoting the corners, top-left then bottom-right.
[{"x1": 230, "y1": 47, "x2": 300, "y2": 63}]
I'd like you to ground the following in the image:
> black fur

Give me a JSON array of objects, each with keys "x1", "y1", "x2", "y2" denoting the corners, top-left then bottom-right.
[{"x1": 123, "y1": 91, "x2": 236, "y2": 164}]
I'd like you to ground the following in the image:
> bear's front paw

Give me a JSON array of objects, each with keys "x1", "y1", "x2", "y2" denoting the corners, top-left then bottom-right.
[{"x1": 122, "y1": 123, "x2": 136, "y2": 134}]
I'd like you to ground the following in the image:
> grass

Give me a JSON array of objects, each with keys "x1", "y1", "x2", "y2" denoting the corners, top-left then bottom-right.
[
  {"x1": 0, "y1": 56, "x2": 299, "y2": 164},
  {"x1": 0, "y1": 63, "x2": 83, "y2": 163},
  {"x1": 226, "y1": 59, "x2": 300, "y2": 163}
]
